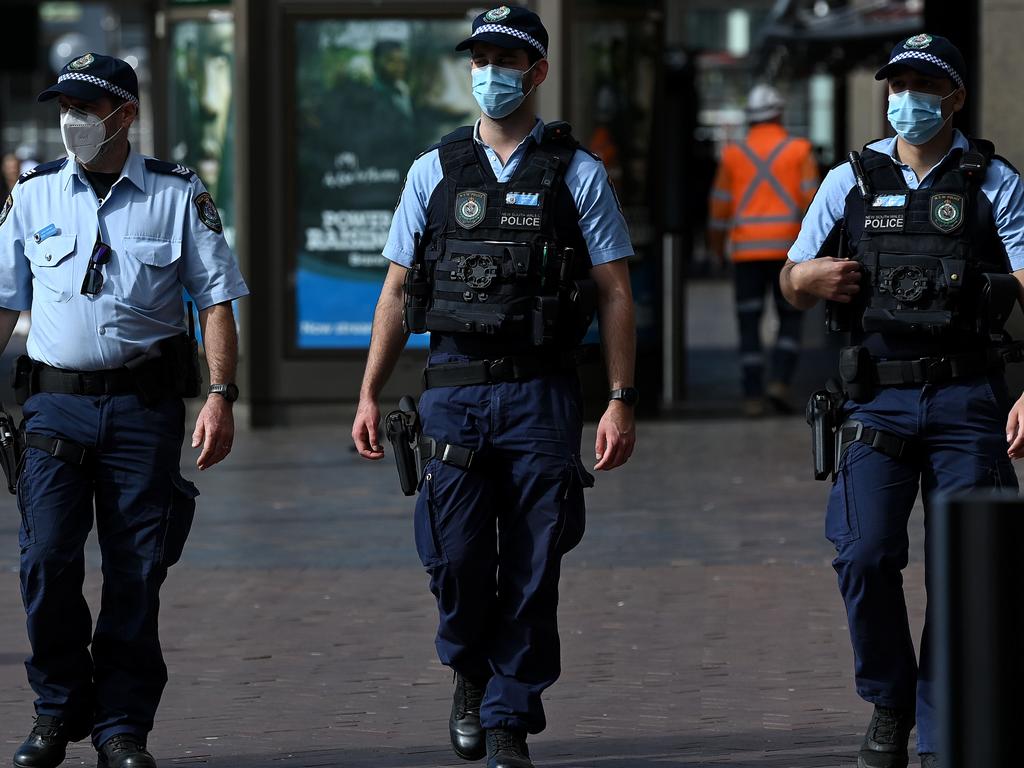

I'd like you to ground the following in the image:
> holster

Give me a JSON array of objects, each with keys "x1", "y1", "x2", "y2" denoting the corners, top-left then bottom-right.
[
  {"x1": 805, "y1": 380, "x2": 844, "y2": 481},
  {"x1": 839, "y1": 345, "x2": 876, "y2": 403},
  {"x1": 385, "y1": 396, "x2": 427, "y2": 497},
  {"x1": 11, "y1": 355, "x2": 33, "y2": 406},
  {"x1": 0, "y1": 404, "x2": 23, "y2": 494}
]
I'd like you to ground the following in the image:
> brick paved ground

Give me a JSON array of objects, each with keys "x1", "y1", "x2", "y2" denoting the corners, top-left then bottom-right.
[{"x1": 0, "y1": 413, "x2": 989, "y2": 768}]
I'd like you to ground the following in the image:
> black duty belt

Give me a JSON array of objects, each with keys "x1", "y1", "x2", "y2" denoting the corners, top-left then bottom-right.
[
  {"x1": 31, "y1": 360, "x2": 159, "y2": 397},
  {"x1": 873, "y1": 352, "x2": 1002, "y2": 387},
  {"x1": 423, "y1": 353, "x2": 581, "y2": 390}
]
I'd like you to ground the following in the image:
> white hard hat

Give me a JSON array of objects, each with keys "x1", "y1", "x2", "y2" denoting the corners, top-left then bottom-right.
[{"x1": 747, "y1": 84, "x2": 784, "y2": 121}]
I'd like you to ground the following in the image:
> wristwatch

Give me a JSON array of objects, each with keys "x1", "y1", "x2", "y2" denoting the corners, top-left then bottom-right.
[
  {"x1": 208, "y1": 383, "x2": 240, "y2": 403},
  {"x1": 609, "y1": 387, "x2": 639, "y2": 407}
]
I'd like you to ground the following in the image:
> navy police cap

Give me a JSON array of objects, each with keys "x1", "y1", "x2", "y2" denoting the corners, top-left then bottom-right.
[
  {"x1": 875, "y1": 33, "x2": 966, "y2": 89},
  {"x1": 455, "y1": 5, "x2": 549, "y2": 59},
  {"x1": 37, "y1": 52, "x2": 140, "y2": 105}
]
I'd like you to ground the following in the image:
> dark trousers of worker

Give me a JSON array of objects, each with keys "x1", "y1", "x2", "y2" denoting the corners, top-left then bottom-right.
[
  {"x1": 415, "y1": 366, "x2": 590, "y2": 734},
  {"x1": 827, "y1": 375, "x2": 1018, "y2": 755},
  {"x1": 17, "y1": 392, "x2": 198, "y2": 748},
  {"x1": 734, "y1": 259, "x2": 802, "y2": 398}
]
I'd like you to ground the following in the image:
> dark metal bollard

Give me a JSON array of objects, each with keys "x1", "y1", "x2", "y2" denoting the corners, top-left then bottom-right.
[{"x1": 933, "y1": 492, "x2": 1024, "y2": 767}]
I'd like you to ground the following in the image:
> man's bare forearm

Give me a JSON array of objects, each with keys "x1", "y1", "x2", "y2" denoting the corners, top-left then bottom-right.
[
  {"x1": 0, "y1": 309, "x2": 19, "y2": 356},
  {"x1": 360, "y1": 287, "x2": 409, "y2": 400},
  {"x1": 598, "y1": 287, "x2": 636, "y2": 389},
  {"x1": 780, "y1": 260, "x2": 819, "y2": 311},
  {"x1": 199, "y1": 303, "x2": 238, "y2": 384}
]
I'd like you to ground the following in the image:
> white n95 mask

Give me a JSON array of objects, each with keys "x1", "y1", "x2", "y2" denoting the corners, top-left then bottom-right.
[{"x1": 60, "y1": 103, "x2": 126, "y2": 164}]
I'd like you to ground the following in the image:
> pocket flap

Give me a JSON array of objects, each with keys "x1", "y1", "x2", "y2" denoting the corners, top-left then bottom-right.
[
  {"x1": 25, "y1": 235, "x2": 76, "y2": 268},
  {"x1": 123, "y1": 238, "x2": 182, "y2": 268},
  {"x1": 171, "y1": 473, "x2": 200, "y2": 499}
]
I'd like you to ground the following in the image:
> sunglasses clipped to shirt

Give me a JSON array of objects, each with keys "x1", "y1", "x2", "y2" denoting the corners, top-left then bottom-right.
[{"x1": 81, "y1": 240, "x2": 112, "y2": 297}]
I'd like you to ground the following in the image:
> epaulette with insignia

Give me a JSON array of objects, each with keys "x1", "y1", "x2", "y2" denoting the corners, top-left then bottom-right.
[
  {"x1": 18, "y1": 158, "x2": 67, "y2": 184},
  {"x1": 145, "y1": 158, "x2": 196, "y2": 181}
]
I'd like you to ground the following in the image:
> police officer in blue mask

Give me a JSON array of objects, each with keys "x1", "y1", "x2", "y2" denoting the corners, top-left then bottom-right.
[
  {"x1": 782, "y1": 35, "x2": 1024, "y2": 768},
  {"x1": 0, "y1": 54, "x2": 248, "y2": 768},
  {"x1": 352, "y1": 6, "x2": 637, "y2": 768}
]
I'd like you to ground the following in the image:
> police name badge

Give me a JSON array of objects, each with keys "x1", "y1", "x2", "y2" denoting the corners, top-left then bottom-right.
[
  {"x1": 194, "y1": 192, "x2": 223, "y2": 233},
  {"x1": 484, "y1": 6, "x2": 512, "y2": 21},
  {"x1": 0, "y1": 194, "x2": 12, "y2": 228},
  {"x1": 930, "y1": 193, "x2": 964, "y2": 233},
  {"x1": 864, "y1": 211, "x2": 905, "y2": 233},
  {"x1": 455, "y1": 190, "x2": 487, "y2": 230},
  {"x1": 69, "y1": 53, "x2": 95, "y2": 71},
  {"x1": 904, "y1": 34, "x2": 932, "y2": 50}
]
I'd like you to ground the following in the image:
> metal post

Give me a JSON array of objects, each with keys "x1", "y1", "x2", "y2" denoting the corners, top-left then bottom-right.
[
  {"x1": 661, "y1": 231, "x2": 684, "y2": 408},
  {"x1": 933, "y1": 493, "x2": 1024, "y2": 767}
]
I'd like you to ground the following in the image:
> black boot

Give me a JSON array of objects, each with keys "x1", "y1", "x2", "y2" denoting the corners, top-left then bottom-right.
[
  {"x1": 14, "y1": 716, "x2": 81, "y2": 768},
  {"x1": 450, "y1": 674, "x2": 486, "y2": 760},
  {"x1": 858, "y1": 705, "x2": 914, "y2": 768},
  {"x1": 96, "y1": 735, "x2": 156, "y2": 768},
  {"x1": 485, "y1": 729, "x2": 533, "y2": 768},
  {"x1": 920, "y1": 754, "x2": 940, "y2": 768}
]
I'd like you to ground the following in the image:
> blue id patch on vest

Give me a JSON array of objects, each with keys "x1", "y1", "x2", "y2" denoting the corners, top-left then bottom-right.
[
  {"x1": 871, "y1": 194, "x2": 907, "y2": 208},
  {"x1": 505, "y1": 192, "x2": 541, "y2": 207}
]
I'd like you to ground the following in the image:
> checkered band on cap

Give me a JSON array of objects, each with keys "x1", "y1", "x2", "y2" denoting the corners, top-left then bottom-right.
[
  {"x1": 57, "y1": 72, "x2": 138, "y2": 104},
  {"x1": 472, "y1": 23, "x2": 547, "y2": 58},
  {"x1": 886, "y1": 51, "x2": 964, "y2": 88}
]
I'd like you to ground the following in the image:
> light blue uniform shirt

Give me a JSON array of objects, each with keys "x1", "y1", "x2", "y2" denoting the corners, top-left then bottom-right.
[
  {"x1": 383, "y1": 118, "x2": 633, "y2": 268},
  {"x1": 0, "y1": 151, "x2": 249, "y2": 370},
  {"x1": 789, "y1": 130, "x2": 1024, "y2": 270}
]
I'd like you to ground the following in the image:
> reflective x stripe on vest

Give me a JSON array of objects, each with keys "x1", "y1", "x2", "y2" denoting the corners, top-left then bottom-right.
[{"x1": 727, "y1": 136, "x2": 805, "y2": 260}]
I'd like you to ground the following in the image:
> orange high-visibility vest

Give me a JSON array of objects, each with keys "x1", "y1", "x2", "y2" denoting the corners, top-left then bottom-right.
[{"x1": 709, "y1": 123, "x2": 819, "y2": 261}]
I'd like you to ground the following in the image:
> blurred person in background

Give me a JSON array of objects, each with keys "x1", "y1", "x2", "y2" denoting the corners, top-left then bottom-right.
[{"x1": 708, "y1": 84, "x2": 819, "y2": 416}]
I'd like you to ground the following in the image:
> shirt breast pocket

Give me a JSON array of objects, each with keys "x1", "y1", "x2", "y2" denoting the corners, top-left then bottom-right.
[
  {"x1": 118, "y1": 237, "x2": 183, "y2": 310},
  {"x1": 24, "y1": 235, "x2": 77, "y2": 302}
]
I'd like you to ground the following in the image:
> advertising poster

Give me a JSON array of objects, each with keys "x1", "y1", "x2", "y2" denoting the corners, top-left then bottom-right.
[{"x1": 293, "y1": 18, "x2": 476, "y2": 350}]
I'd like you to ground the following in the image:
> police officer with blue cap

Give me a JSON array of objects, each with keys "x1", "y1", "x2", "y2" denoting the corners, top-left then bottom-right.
[
  {"x1": 352, "y1": 6, "x2": 637, "y2": 767},
  {"x1": 782, "y1": 34, "x2": 1024, "y2": 768},
  {"x1": 0, "y1": 53, "x2": 248, "y2": 768}
]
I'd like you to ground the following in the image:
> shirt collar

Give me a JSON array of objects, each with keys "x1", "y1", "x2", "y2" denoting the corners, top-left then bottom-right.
[
  {"x1": 61, "y1": 147, "x2": 146, "y2": 193},
  {"x1": 473, "y1": 117, "x2": 545, "y2": 154},
  {"x1": 876, "y1": 129, "x2": 970, "y2": 168}
]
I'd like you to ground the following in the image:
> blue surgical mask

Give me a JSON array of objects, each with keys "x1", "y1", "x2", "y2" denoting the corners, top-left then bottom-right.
[
  {"x1": 887, "y1": 89, "x2": 957, "y2": 145},
  {"x1": 472, "y1": 62, "x2": 538, "y2": 119}
]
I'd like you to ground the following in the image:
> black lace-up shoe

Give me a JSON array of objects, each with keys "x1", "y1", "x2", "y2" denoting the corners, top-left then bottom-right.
[
  {"x1": 96, "y1": 735, "x2": 156, "y2": 768},
  {"x1": 450, "y1": 674, "x2": 487, "y2": 760},
  {"x1": 857, "y1": 705, "x2": 914, "y2": 768},
  {"x1": 13, "y1": 716, "x2": 84, "y2": 768},
  {"x1": 920, "y1": 754, "x2": 940, "y2": 768},
  {"x1": 485, "y1": 729, "x2": 533, "y2": 768}
]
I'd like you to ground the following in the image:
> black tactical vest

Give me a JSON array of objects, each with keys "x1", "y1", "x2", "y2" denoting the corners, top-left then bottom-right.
[
  {"x1": 403, "y1": 122, "x2": 596, "y2": 360},
  {"x1": 825, "y1": 138, "x2": 1010, "y2": 359}
]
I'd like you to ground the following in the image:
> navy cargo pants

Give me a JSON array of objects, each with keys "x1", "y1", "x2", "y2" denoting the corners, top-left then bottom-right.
[
  {"x1": 827, "y1": 375, "x2": 1018, "y2": 755},
  {"x1": 415, "y1": 368, "x2": 593, "y2": 734},
  {"x1": 17, "y1": 392, "x2": 198, "y2": 747}
]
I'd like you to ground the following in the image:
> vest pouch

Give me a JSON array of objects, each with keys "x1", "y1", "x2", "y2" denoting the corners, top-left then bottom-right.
[
  {"x1": 564, "y1": 277, "x2": 597, "y2": 344},
  {"x1": 532, "y1": 296, "x2": 559, "y2": 346},
  {"x1": 403, "y1": 257, "x2": 431, "y2": 335},
  {"x1": 980, "y1": 273, "x2": 1019, "y2": 334},
  {"x1": 839, "y1": 345, "x2": 876, "y2": 403}
]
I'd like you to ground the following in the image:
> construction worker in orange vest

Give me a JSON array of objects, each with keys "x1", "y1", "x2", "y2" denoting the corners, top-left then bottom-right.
[{"x1": 709, "y1": 84, "x2": 819, "y2": 416}]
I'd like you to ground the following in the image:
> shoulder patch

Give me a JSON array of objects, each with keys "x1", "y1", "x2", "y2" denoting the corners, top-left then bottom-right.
[
  {"x1": 18, "y1": 158, "x2": 67, "y2": 184},
  {"x1": 145, "y1": 158, "x2": 196, "y2": 181},
  {"x1": 194, "y1": 191, "x2": 223, "y2": 233},
  {"x1": 0, "y1": 193, "x2": 12, "y2": 228}
]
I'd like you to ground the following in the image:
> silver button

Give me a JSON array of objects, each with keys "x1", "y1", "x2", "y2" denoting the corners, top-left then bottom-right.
[
  {"x1": 45, "y1": 254, "x2": 52, "y2": 261},
  {"x1": 98, "y1": 327, "x2": 106, "y2": 335}
]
